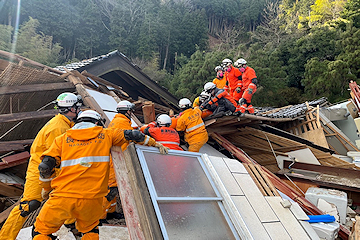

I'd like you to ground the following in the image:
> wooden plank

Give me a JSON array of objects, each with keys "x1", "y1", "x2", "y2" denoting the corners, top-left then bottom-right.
[
  {"x1": 0, "y1": 199, "x2": 20, "y2": 224},
  {"x1": 208, "y1": 156, "x2": 244, "y2": 196},
  {"x1": 265, "y1": 196, "x2": 311, "y2": 240},
  {"x1": 110, "y1": 145, "x2": 146, "y2": 240},
  {"x1": 0, "y1": 181, "x2": 23, "y2": 197},
  {"x1": 349, "y1": 215, "x2": 360, "y2": 240},
  {"x1": 263, "y1": 222, "x2": 291, "y2": 240},
  {"x1": 247, "y1": 164, "x2": 272, "y2": 196},
  {"x1": 233, "y1": 173, "x2": 279, "y2": 223},
  {"x1": 244, "y1": 164, "x2": 267, "y2": 196},
  {"x1": 111, "y1": 144, "x2": 163, "y2": 240},
  {"x1": 0, "y1": 109, "x2": 57, "y2": 123},
  {"x1": 142, "y1": 102, "x2": 155, "y2": 124},
  {"x1": 255, "y1": 164, "x2": 280, "y2": 196},
  {"x1": 231, "y1": 196, "x2": 271, "y2": 240},
  {"x1": 0, "y1": 82, "x2": 74, "y2": 95},
  {"x1": 0, "y1": 151, "x2": 30, "y2": 170},
  {"x1": 0, "y1": 143, "x2": 24, "y2": 153}
]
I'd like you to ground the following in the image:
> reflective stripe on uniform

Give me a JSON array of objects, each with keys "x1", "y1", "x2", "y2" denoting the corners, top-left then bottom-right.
[
  {"x1": 186, "y1": 122, "x2": 204, "y2": 132},
  {"x1": 143, "y1": 135, "x2": 150, "y2": 145},
  {"x1": 61, "y1": 156, "x2": 110, "y2": 168},
  {"x1": 157, "y1": 141, "x2": 180, "y2": 145}
]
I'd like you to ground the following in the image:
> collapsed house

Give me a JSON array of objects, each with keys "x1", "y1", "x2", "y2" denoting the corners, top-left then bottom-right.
[{"x1": 0, "y1": 50, "x2": 359, "y2": 239}]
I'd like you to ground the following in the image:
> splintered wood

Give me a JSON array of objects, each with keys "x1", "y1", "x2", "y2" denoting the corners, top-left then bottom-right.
[
  {"x1": 243, "y1": 163, "x2": 279, "y2": 197},
  {"x1": 285, "y1": 105, "x2": 328, "y2": 148}
]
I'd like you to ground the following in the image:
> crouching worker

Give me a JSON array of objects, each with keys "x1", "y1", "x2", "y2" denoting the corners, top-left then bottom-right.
[
  {"x1": 200, "y1": 82, "x2": 238, "y2": 116},
  {"x1": 32, "y1": 110, "x2": 168, "y2": 240},
  {"x1": 142, "y1": 114, "x2": 183, "y2": 151},
  {"x1": 176, "y1": 98, "x2": 208, "y2": 152},
  {"x1": 192, "y1": 91, "x2": 213, "y2": 118}
]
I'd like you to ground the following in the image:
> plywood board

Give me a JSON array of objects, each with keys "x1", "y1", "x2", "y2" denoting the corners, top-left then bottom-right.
[
  {"x1": 224, "y1": 158, "x2": 248, "y2": 174},
  {"x1": 263, "y1": 222, "x2": 291, "y2": 240},
  {"x1": 231, "y1": 196, "x2": 271, "y2": 240},
  {"x1": 300, "y1": 128, "x2": 329, "y2": 149},
  {"x1": 286, "y1": 148, "x2": 320, "y2": 165},
  {"x1": 208, "y1": 156, "x2": 244, "y2": 196},
  {"x1": 233, "y1": 174, "x2": 278, "y2": 222},
  {"x1": 265, "y1": 197, "x2": 311, "y2": 240}
]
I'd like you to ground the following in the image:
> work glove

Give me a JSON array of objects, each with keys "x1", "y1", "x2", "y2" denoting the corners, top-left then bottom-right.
[
  {"x1": 239, "y1": 98, "x2": 246, "y2": 106},
  {"x1": 235, "y1": 87, "x2": 242, "y2": 93},
  {"x1": 106, "y1": 187, "x2": 119, "y2": 202},
  {"x1": 154, "y1": 142, "x2": 169, "y2": 154},
  {"x1": 41, "y1": 188, "x2": 51, "y2": 200}
]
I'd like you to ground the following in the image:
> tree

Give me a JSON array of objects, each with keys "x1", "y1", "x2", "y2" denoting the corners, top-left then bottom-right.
[
  {"x1": 15, "y1": 17, "x2": 62, "y2": 67},
  {"x1": 0, "y1": 24, "x2": 13, "y2": 51}
]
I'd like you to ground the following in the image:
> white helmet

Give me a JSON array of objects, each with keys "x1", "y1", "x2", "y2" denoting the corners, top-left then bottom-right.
[
  {"x1": 156, "y1": 114, "x2": 172, "y2": 127},
  {"x1": 199, "y1": 91, "x2": 211, "y2": 102},
  {"x1": 222, "y1": 58, "x2": 232, "y2": 67},
  {"x1": 178, "y1": 98, "x2": 192, "y2": 109},
  {"x1": 77, "y1": 110, "x2": 101, "y2": 122},
  {"x1": 204, "y1": 82, "x2": 216, "y2": 92},
  {"x1": 116, "y1": 100, "x2": 135, "y2": 112},
  {"x1": 214, "y1": 66, "x2": 223, "y2": 72},
  {"x1": 234, "y1": 58, "x2": 247, "y2": 68},
  {"x1": 56, "y1": 92, "x2": 81, "y2": 108}
]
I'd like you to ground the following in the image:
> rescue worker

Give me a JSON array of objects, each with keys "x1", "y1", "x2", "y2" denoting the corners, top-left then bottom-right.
[
  {"x1": 32, "y1": 110, "x2": 168, "y2": 240},
  {"x1": 222, "y1": 58, "x2": 243, "y2": 101},
  {"x1": 234, "y1": 58, "x2": 257, "y2": 114},
  {"x1": 0, "y1": 93, "x2": 82, "y2": 240},
  {"x1": 192, "y1": 91, "x2": 213, "y2": 119},
  {"x1": 100, "y1": 100, "x2": 135, "y2": 222},
  {"x1": 212, "y1": 66, "x2": 228, "y2": 90},
  {"x1": 142, "y1": 114, "x2": 183, "y2": 151},
  {"x1": 176, "y1": 98, "x2": 208, "y2": 152},
  {"x1": 200, "y1": 82, "x2": 238, "y2": 115}
]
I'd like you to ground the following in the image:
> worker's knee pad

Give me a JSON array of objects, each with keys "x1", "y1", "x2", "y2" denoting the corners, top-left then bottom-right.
[
  {"x1": 20, "y1": 200, "x2": 41, "y2": 217},
  {"x1": 32, "y1": 226, "x2": 57, "y2": 240}
]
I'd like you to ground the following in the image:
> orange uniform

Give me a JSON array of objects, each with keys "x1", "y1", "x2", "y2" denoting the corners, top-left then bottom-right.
[
  {"x1": 33, "y1": 127, "x2": 156, "y2": 239},
  {"x1": 201, "y1": 88, "x2": 237, "y2": 115},
  {"x1": 0, "y1": 114, "x2": 74, "y2": 240},
  {"x1": 176, "y1": 108, "x2": 208, "y2": 152},
  {"x1": 100, "y1": 113, "x2": 134, "y2": 219},
  {"x1": 225, "y1": 66, "x2": 242, "y2": 101},
  {"x1": 192, "y1": 97, "x2": 213, "y2": 118},
  {"x1": 238, "y1": 66, "x2": 257, "y2": 114},
  {"x1": 143, "y1": 123, "x2": 183, "y2": 151},
  {"x1": 212, "y1": 75, "x2": 227, "y2": 90}
]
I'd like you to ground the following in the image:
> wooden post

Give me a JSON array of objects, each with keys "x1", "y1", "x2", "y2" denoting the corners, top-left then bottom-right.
[{"x1": 142, "y1": 101, "x2": 155, "y2": 124}]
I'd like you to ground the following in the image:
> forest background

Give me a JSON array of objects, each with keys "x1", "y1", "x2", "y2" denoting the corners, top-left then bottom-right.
[{"x1": 0, "y1": 0, "x2": 359, "y2": 107}]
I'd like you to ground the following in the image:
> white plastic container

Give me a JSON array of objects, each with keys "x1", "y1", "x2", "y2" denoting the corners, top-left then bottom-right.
[
  {"x1": 305, "y1": 187, "x2": 347, "y2": 224},
  {"x1": 310, "y1": 222, "x2": 339, "y2": 240}
]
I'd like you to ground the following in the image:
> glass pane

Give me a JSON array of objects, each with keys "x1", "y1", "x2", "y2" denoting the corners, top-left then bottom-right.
[
  {"x1": 143, "y1": 152, "x2": 216, "y2": 197},
  {"x1": 159, "y1": 202, "x2": 236, "y2": 240}
]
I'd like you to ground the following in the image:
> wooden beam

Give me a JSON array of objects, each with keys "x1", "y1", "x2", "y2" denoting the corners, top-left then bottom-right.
[
  {"x1": 111, "y1": 145, "x2": 163, "y2": 239},
  {"x1": 0, "y1": 182, "x2": 23, "y2": 197},
  {"x1": 0, "y1": 82, "x2": 74, "y2": 95},
  {"x1": 0, "y1": 151, "x2": 30, "y2": 170},
  {"x1": 0, "y1": 199, "x2": 20, "y2": 224},
  {"x1": 0, "y1": 109, "x2": 57, "y2": 123}
]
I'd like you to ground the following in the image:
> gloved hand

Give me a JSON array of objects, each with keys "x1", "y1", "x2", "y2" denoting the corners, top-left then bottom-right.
[
  {"x1": 41, "y1": 188, "x2": 51, "y2": 200},
  {"x1": 106, "y1": 187, "x2": 119, "y2": 202},
  {"x1": 239, "y1": 98, "x2": 246, "y2": 106},
  {"x1": 235, "y1": 87, "x2": 242, "y2": 93},
  {"x1": 154, "y1": 142, "x2": 169, "y2": 154}
]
